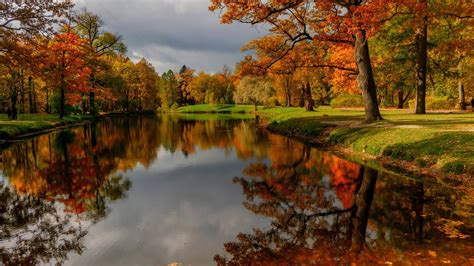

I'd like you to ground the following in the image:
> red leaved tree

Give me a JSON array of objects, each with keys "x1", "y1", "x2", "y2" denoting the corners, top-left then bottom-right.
[
  {"x1": 42, "y1": 30, "x2": 91, "y2": 118},
  {"x1": 210, "y1": 0, "x2": 415, "y2": 122}
]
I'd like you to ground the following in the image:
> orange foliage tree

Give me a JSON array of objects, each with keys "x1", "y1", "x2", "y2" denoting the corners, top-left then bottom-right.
[
  {"x1": 42, "y1": 31, "x2": 91, "y2": 118},
  {"x1": 209, "y1": 0, "x2": 423, "y2": 122}
]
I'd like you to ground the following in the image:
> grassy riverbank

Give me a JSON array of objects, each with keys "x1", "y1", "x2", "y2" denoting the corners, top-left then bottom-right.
[
  {"x1": 0, "y1": 111, "x2": 156, "y2": 141},
  {"x1": 179, "y1": 104, "x2": 474, "y2": 175},
  {"x1": 0, "y1": 114, "x2": 98, "y2": 141}
]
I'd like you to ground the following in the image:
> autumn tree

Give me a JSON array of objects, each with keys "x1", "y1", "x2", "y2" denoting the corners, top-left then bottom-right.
[
  {"x1": 385, "y1": 0, "x2": 474, "y2": 113},
  {"x1": 187, "y1": 72, "x2": 228, "y2": 105},
  {"x1": 234, "y1": 76, "x2": 275, "y2": 111},
  {"x1": 158, "y1": 70, "x2": 179, "y2": 110},
  {"x1": 370, "y1": 14, "x2": 416, "y2": 109},
  {"x1": 43, "y1": 30, "x2": 90, "y2": 119},
  {"x1": 220, "y1": 65, "x2": 236, "y2": 104},
  {"x1": 426, "y1": 1, "x2": 474, "y2": 110},
  {"x1": 74, "y1": 9, "x2": 126, "y2": 114},
  {"x1": 0, "y1": 0, "x2": 72, "y2": 38},
  {"x1": 0, "y1": 0, "x2": 72, "y2": 119},
  {"x1": 134, "y1": 58, "x2": 159, "y2": 110},
  {"x1": 177, "y1": 65, "x2": 195, "y2": 105},
  {"x1": 239, "y1": 35, "x2": 323, "y2": 110},
  {"x1": 0, "y1": 39, "x2": 29, "y2": 119},
  {"x1": 110, "y1": 56, "x2": 139, "y2": 111},
  {"x1": 209, "y1": 0, "x2": 404, "y2": 122}
]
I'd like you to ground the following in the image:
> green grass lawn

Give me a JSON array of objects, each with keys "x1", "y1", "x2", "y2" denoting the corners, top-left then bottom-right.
[
  {"x1": 173, "y1": 113, "x2": 254, "y2": 121},
  {"x1": 177, "y1": 104, "x2": 256, "y2": 114},
  {"x1": 179, "y1": 104, "x2": 474, "y2": 175},
  {"x1": 0, "y1": 114, "x2": 93, "y2": 140}
]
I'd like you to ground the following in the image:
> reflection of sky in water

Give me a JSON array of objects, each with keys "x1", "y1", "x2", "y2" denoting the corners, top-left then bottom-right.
[
  {"x1": 66, "y1": 148, "x2": 269, "y2": 266},
  {"x1": 0, "y1": 171, "x2": 6, "y2": 185},
  {"x1": 323, "y1": 174, "x2": 344, "y2": 210}
]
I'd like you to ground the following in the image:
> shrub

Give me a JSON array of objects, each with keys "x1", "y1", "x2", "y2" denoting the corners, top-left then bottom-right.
[
  {"x1": 330, "y1": 94, "x2": 364, "y2": 108},
  {"x1": 408, "y1": 96, "x2": 456, "y2": 110},
  {"x1": 427, "y1": 96, "x2": 456, "y2": 110}
]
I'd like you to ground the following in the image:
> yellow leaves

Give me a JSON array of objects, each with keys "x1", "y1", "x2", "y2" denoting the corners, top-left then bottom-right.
[{"x1": 436, "y1": 218, "x2": 471, "y2": 239}]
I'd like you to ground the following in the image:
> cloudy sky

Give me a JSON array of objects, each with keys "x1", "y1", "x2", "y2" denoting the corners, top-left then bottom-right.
[{"x1": 75, "y1": 0, "x2": 266, "y2": 74}]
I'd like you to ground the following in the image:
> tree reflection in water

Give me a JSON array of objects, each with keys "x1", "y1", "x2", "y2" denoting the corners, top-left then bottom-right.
[
  {"x1": 0, "y1": 184, "x2": 86, "y2": 265},
  {"x1": 0, "y1": 119, "x2": 141, "y2": 265},
  {"x1": 216, "y1": 143, "x2": 473, "y2": 264},
  {"x1": 215, "y1": 159, "x2": 379, "y2": 264}
]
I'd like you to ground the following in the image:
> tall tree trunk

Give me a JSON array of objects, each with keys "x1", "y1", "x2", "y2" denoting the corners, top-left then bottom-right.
[
  {"x1": 28, "y1": 76, "x2": 34, "y2": 113},
  {"x1": 299, "y1": 85, "x2": 305, "y2": 107},
  {"x1": 60, "y1": 50, "x2": 66, "y2": 119},
  {"x1": 415, "y1": 0, "x2": 428, "y2": 114},
  {"x1": 19, "y1": 69, "x2": 25, "y2": 114},
  {"x1": 398, "y1": 89, "x2": 404, "y2": 109},
  {"x1": 59, "y1": 74, "x2": 66, "y2": 119},
  {"x1": 90, "y1": 91, "x2": 96, "y2": 115},
  {"x1": 286, "y1": 91, "x2": 291, "y2": 107},
  {"x1": 45, "y1": 88, "x2": 50, "y2": 114},
  {"x1": 304, "y1": 81, "x2": 314, "y2": 111},
  {"x1": 354, "y1": 30, "x2": 383, "y2": 123},
  {"x1": 391, "y1": 89, "x2": 395, "y2": 107},
  {"x1": 9, "y1": 84, "x2": 18, "y2": 120},
  {"x1": 90, "y1": 74, "x2": 97, "y2": 115},
  {"x1": 82, "y1": 93, "x2": 87, "y2": 114},
  {"x1": 383, "y1": 86, "x2": 389, "y2": 106},
  {"x1": 285, "y1": 77, "x2": 291, "y2": 107},
  {"x1": 458, "y1": 80, "x2": 466, "y2": 111},
  {"x1": 33, "y1": 91, "x2": 37, "y2": 113},
  {"x1": 126, "y1": 89, "x2": 130, "y2": 111}
]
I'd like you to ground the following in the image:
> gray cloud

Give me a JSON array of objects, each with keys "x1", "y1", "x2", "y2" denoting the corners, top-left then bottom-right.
[{"x1": 75, "y1": 0, "x2": 265, "y2": 73}]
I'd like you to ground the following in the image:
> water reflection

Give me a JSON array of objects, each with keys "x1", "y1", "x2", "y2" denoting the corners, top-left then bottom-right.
[
  {"x1": 217, "y1": 151, "x2": 473, "y2": 264},
  {"x1": 0, "y1": 115, "x2": 472, "y2": 265},
  {"x1": 0, "y1": 183, "x2": 86, "y2": 265},
  {"x1": 2, "y1": 127, "x2": 133, "y2": 221}
]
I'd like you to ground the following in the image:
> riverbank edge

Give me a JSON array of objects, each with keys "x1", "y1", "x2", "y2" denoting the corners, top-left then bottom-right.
[
  {"x1": 265, "y1": 122, "x2": 471, "y2": 182},
  {"x1": 0, "y1": 111, "x2": 155, "y2": 143},
  {"x1": 177, "y1": 106, "x2": 472, "y2": 179}
]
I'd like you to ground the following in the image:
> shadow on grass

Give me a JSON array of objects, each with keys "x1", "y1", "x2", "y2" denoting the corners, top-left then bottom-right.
[
  {"x1": 382, "y1": 132, "x2": 474, "y2": 174},
  {"x1": 326, "y1": 125, "x2": 473, "y2": 174}
]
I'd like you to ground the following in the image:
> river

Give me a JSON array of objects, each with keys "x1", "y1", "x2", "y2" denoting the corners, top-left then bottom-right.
[{"x1": 0, "y1": 115, "x2": 472, "y2": 265}]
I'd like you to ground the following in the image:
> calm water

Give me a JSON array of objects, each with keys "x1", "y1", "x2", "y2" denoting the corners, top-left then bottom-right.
[{"x1": 0, "y1": 115, "x2": 472, "y2": 265}]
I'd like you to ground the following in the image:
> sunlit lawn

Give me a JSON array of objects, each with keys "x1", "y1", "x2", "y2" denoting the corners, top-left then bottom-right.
[{"x1": 177, "y1": 104, "x2": 255, "y2": 113}]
